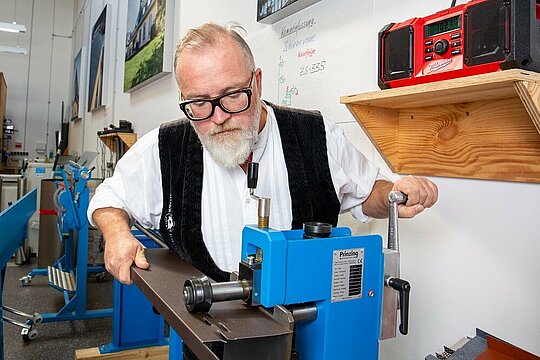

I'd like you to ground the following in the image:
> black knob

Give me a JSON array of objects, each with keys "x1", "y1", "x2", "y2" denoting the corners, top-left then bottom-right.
[
  {"x1": 303, "y1": 222, "x2": 332, "y2": 238},
  {"x1": 434, "y1": 39, "x2": 449, "y2": 55},
  {"x1": 387, "y1": 277, "x2": 411, "y2": 335},
  {"x1": 247, "y1": 162, "x2": 259, "y2": 189}
]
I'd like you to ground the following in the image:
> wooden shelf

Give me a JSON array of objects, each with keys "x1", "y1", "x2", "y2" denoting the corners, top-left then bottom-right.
[
  {"x1": 98, "y1": 132, "x2": 137, "y2": 154},
  {"x1": 340, "y1": 69, "x2": 540, "y2": 183}
]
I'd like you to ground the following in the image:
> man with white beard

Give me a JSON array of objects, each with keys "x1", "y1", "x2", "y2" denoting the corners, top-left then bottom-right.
[{"x1": 88, "y1": 22, "x2": 438, "y2": 287}]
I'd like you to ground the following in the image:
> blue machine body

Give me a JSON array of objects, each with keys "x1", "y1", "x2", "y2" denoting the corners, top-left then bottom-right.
[{"x1": 241, "y1": 225, "x2": 385, "y2": 360}]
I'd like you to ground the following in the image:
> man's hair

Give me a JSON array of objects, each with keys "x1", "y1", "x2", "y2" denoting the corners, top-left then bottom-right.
[{"x1": 174, "y1": 22, "x2": 255, "y2": 75}]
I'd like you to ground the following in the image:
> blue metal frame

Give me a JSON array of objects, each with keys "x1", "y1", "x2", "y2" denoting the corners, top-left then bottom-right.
[
  {"x1": 169, "y1": 328, "x2": 183, "y2": 359},
  {"x1": 27, "y1": 163, "x2": 112, "y2": 322},
  {"x1": 0, "y1": 189, "x2": 37, "y2": 359},
  {"x1": 100, "y1": 233, "x2": 168, "y2": 354},
  {"x1": 241, "y1": 225, "x2": 385, "y2": 360}
]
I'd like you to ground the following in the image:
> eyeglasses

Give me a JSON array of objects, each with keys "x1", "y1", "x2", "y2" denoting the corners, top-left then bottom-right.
[{"x1": 179, "y1": 73, "x2": 255, "y2": 121}]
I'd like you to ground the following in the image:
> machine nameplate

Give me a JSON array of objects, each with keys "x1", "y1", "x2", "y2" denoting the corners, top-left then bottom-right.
[{"x1": 331, "y1": 248, "x2": 364, "y2": 302}]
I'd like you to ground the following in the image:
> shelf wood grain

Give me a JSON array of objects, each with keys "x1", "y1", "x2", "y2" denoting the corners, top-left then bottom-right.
[{"x1": 341, "y1": 69, "x2": 540, "y2": 183}]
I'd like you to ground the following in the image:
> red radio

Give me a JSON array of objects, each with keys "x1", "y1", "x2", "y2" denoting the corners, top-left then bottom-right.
[{"x1": 378, "y1": 0, "x2": 540, "y2": 89}]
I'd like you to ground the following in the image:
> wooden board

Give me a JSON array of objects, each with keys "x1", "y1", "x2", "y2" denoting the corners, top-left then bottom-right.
[
  {"x1": 341, "y1": 69, "x2": 540, "y2": 109},
  {"x1": 75, "y1": 345, "x2": 168, "y2": 360},
  {"x1": 346, "y1": 104, "x2": 399, "y2": 172},
  {"x1": 396, "y1": 98, "x2": 540, "y2": 182},
  {"x1": 98, "y1": 133, "x2": 137, "y2": 154},
  {"x1": 342, "y1": 70, "x2": 540, "y2": 183}
]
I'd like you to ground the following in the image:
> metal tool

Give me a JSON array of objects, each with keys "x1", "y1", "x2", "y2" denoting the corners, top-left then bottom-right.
[
  {"x1": 247, "y1": 162, "x2": 270, "y2": 228},
  {"x1": 382, "y1": 191, "x2": 411, "y2": 337},
  {"x1": 388, "y1": 190, "x2": 407, "y2": 251}
]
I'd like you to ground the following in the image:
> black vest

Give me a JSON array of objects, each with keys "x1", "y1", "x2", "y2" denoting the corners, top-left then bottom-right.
[{"x1": 158, "y1": 103, "x2": 340, "y2": 282}]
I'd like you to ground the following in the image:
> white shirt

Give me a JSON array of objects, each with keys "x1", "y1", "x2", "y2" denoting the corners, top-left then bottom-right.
[{"x1": 88, "y1": 105, "x2": 379, "y2": 272}]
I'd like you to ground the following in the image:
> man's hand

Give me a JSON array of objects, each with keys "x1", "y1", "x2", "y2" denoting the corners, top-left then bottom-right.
[
  {"x1": 92, "y1": 207, "x2": 150, "y2": 284},
  {"x1": 103, "y1": 232, "x2": 149, "y2": 284},
  {"x1": 363, "y1": 177, "x2": 438, "y2": 219},
  {"x1": 392, "y1": 175, "x2": 438, "y2": 218}
]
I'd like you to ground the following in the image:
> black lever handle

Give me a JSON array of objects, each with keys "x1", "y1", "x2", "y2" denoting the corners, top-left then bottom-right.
[
  {"x1": 387, "y1": 277, "x2": 411, "y2": 335},
  {"x1": 247, "y1": 162, "x2": 259, "y2": 189}
]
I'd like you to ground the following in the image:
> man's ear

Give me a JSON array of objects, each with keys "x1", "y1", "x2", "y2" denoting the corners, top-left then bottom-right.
[{"x1": 255, "y1": 68, "x2": 262, "y2": 95}]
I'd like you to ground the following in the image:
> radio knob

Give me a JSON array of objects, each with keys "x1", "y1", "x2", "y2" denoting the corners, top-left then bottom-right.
[{"x1": 434, "y1": 39, "x2": 449, "y2": 55}]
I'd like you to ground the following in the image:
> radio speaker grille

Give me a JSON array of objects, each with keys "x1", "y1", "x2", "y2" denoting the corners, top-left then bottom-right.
[
  {"x1": 382, "y1": 26, "x2": 414, "y2": 81},
  {"x1": 465, "y1": 0, "x2": 509, "y2": 66}
]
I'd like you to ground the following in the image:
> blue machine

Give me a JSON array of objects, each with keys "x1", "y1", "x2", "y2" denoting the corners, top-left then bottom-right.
[
  {"x1": 182, "y1": 163, "x2": 410, "y2": 359},
  {"x1": 183, "y1": 223, "x2": 402, "y2": 359},
  {"x1": 24, "y1": 161, "x2": 112, "y2": 322},
  {"x1": 241, "y1": 225, "x2": 384, "y2": 359}
]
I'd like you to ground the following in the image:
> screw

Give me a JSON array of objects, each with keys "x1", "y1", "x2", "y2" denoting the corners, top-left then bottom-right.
[
  {"x1": 246, "y1": 254, "x2": 256, "y2": 266},
  {"x1": 368, "y1": 290, "x2": 375, "y2": 298}
]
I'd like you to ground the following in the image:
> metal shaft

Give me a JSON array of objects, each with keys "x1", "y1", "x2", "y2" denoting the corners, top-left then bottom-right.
[
  {"x1": 257, "y1": 197, "x2": 271, "y2": 228},
  {"x1": 388, "y1": 191, "x2": 407, "y2": 251},
  {"x1": 211, "y1": 281, "x2": 252, "y2": 303},
  {"x1": 288, "y1": 303, "x2": 318, "y2": 323},
  {"x1": 184, "y1": 276, "x2": 252, "y2": 313}
]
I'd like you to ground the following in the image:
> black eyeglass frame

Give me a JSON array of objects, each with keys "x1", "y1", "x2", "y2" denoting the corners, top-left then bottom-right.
[{"x1": 178, "y1": 73, "x2": 255, "y2": 121}]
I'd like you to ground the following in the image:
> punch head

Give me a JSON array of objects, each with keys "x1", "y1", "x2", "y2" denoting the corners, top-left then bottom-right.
[{"x1": 247, "y1": 162, "x2": 259, "y2": 189}]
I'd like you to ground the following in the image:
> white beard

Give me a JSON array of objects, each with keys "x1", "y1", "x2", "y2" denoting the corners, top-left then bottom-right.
[{"x1": 193, "y1": 104, "x2": 261, "y2": 168}]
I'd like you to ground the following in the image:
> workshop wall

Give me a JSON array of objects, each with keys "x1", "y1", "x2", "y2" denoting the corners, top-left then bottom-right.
[
  {"x1": 68, "y1": 0, "x2": 540, "y2": 358},
  {"x1": 0, "y1": 0, "x2": 73, "y2": 162}
]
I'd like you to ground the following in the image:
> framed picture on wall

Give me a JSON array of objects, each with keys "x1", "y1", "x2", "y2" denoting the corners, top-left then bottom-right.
[
  {"x1": 257, "y1": 0, "x2": 321, "y2": 24},
  {"x1": 123, "y1": 0, "x2": 174, "y2": 93},
  {"x1": 70, "y1": 48, "x2": 82, "y2": 121},
  {"x1": 88, "y1": 5, "x2": 107, "y2": 112}
]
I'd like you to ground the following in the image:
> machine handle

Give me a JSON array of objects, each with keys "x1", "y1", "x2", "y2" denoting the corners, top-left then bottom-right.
[
  {"x1": 387, "y1": 191, "x2": 408, "y2": 251},
  {"x1": 386, "y1": 277, "x2": 411, "y2": 335},
  {"x1": 247, "y1": 162, "x2": 259, "y2": 189}
]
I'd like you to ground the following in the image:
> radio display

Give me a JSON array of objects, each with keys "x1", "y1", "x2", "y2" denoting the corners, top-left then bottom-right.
[{"x1": 424, "y1": 15, "x2": 461, "y2": 38}]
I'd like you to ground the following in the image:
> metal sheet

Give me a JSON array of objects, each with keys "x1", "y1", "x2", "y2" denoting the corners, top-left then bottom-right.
[
  {"x1": 37, "y1": 179, "x2": 63, "y2": 268},
  {"x1": 0, "y1": 188, "x2": 36, "y2": 267},
  {"x1": 131, "y1": 249, "x2": 292, "y2": 360},
  {"x1": 381, "y1": 249, "x2": 400, "y2": 340}
]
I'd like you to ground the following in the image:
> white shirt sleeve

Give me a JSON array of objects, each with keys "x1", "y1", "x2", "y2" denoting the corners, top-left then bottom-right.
[
  {"x1": 324, "y1": 120, "x2": 379, "y2": 222},
  {"x1": 87, "y1": 127, "x2": 163, "y2": 229}
]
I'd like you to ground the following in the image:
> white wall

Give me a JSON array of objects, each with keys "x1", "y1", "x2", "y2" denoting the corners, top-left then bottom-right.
[
  {"x1": 0, "y1": 0, "x2": 73, "y2": 160},
  {"x1": 38, "y1": 0, "x2": 540, "y2": 358}
]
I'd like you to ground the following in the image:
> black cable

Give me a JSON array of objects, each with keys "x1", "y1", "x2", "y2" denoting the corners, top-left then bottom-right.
[{"x1": 451, "y1": 0, "x2": 457, "y2": 7}]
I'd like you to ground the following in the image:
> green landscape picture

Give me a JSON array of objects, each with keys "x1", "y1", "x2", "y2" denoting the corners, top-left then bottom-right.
[{"x1": 124, "y1": 0, "x2": 166, "y2": 92}]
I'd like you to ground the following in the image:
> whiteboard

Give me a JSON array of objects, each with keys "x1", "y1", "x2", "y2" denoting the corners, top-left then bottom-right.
[{"x1": 246, "y1": 0, "x2": 376, "y2": 125}]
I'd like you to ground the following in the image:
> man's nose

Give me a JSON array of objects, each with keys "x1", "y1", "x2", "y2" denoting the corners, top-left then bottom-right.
[{"x1": 210, "y1": 105, "x2": 231, "y2": 125}]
